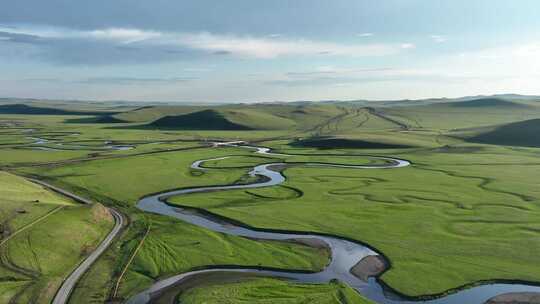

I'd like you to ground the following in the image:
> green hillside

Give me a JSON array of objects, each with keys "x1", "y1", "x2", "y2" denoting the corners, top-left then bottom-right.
[
  {"x1": 0, "y1": 171, "x2": 113, "y2": 303},
  {"x1": 465, "y1": 118, "x2": 540, "y2": 147},
  {"x1": 123, "y1": 104, "x2": 347, "y2": 131},
  {"x1": 290, "y1": 137, "x2": 413, "y2": 149},
  {"x1": 148, "y1": 109, "x2": 252, "y2": 130},
  {"x1": 114, "y1": 105, "x2": 200, "y2": 122},
  {"x1": 0, "y1": 104, "x2": 114, "y2": 115},
  {"x1": 122, "y1": 98, "x2": 538, "y2": 133},
  {"x1": 442, "y1": 98, "x2": 531, "y2": 108},
  {"x1": 382, "y1": 98, "x2": 540, "y2": 129},
  {"x1": 64, "y1": 115, "x2": 128, "y2": 124}
]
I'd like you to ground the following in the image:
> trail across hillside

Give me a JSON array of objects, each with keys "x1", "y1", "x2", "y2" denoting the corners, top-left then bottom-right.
[{"x1": 24, "y1": 179, "x2": 124, "y2": 304}]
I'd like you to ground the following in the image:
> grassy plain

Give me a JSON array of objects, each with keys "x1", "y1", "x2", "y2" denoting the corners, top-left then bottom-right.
[
  {"x1": 177, "y1": 278, "x2": 373, "y2": 304},
  {"x1": 1, "y1": 98, "x2": 540, "y2": 302},
  {"x1": 116, "y1": 215, "x2": 329, "y2": 298},
  {"x1": 17, "y1": 148, "x2": 331, "y2": 300},
  {"x1": 169, "y1": 143, "x2": 540, "y2": 296}
]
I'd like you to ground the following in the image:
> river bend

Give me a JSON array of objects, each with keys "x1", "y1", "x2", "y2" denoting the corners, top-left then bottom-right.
[{"x1": 129, "y1": 144, "x2": 540, "y2": 304}]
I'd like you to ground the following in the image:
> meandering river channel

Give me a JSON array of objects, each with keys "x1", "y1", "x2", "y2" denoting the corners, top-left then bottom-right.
[{"x1": 129, "y1": 144, "x2": 540, "y2": 304}]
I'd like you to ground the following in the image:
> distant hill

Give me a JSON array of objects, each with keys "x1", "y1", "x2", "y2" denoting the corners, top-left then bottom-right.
[
  {"x1": 114, "y1": 105, "x2": 200, "y2": 122},
  {"x1": 93, "y1": 115, "x2": 127, "y2": 123},
  {"x1": 64, "y1": 115, "x2": 127, "y2": 124},
  {"x1": 0, "y1": 104, "x2": 115, "y2": 115},
  {"x1": 148, "y1": 109, "x2": 252, "y2": 130},
  {"x1": 290, "y1": 137, "x2": 412, "y2": 149},
  {"x1": 466, "y1": 118, "x2": 540, "y2": 147},
  {"x1": 120, "y1": 103, "x2": 343, "y2": 131},
  {"x1": 441, "y1": 98, "x2": 531, "y2": 108},
  {"x1": 2, "y1": 93, "x2": 540, "y2": 109},
  {"x1": 484, "y1": 94, "x2": 540, "y2": 101}
]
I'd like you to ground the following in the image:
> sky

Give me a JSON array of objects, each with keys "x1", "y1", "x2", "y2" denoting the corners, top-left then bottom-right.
[{"x1": 1, "y1": 0, "x2": 540, "y2": 103}]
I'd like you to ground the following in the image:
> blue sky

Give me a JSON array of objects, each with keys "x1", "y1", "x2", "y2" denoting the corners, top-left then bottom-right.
[{"x1": 1, "y1": 0, "x2": 540, "y2": 102}]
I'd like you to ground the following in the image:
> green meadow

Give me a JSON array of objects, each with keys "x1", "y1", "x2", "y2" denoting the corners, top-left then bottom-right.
[
  {"x1": 1, "y1": 97, "x2": 540, "y2": 302},
  {"x1": 0, "y1": 171, "x2": 113, "y2": 303},
  {"x1": 17, "y1": 148, "x2": 331, "y2": 300},
  {"x1": 169, "y1": 143, "x2": 540, "y2": 296},
  {"x1": 177, "y1": 278, "x2": 373, "y2": 304}
]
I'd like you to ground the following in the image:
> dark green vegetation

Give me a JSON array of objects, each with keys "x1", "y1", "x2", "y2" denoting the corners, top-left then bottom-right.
[
  {"x1": 0, "y1": 104, "x2": 115, "y2": 116},
  {"x1": 464, "y1": 118, "x2": 540, "y2": 147},
  {"x1": 290, "y1": 137, "x2": 412, "y2": 149},
  {"x1": 64, "y1": 115, "x2": 127, "y2": 124},
  {"x1": 443, "y1": 98, "x2": 531, "y2": 108},
  {"x1": 148, "y1": 109, "x2": 252, "y2": 130},
  {"x1": 1, "y1": 95, "x2": 540, "y2": 303}
]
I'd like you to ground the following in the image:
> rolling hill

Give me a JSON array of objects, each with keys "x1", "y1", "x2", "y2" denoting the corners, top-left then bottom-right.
[
  {"x1": 290, "y1": 137, "x2": 413, "y2": 149},
  {"x1": 124, "y1": 104, "x2": 346, "y2": 131},
  {"x1": 0, "y1": 104, "x2": 115, "y2": 115},
  {"x1": 465, "y1": 118, "x2": 540, "y2": 147},
  {"x1": 441, "y1": 98, "x2": 531, "y2": 108},
  {"x1": 114, "y1": 105, "x2": 200, "y2": 122},
  {"x1": 148, "y1": 109, "x2": 252, "y2": 130}
]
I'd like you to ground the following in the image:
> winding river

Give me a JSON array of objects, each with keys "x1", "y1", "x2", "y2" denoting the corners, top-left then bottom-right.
[
  {"x1": 129, "y1": 144, "x2": 540, "y2": 304},
  {"x1": 25, "y1": 136, "x2": 135, "y2": 151}
]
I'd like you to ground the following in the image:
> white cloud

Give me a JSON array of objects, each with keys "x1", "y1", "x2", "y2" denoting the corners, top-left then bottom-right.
[
  {"x1": 86, "y1": 28, "x2": 162, "y2": 43},
  {"x1": 183, "y1": 67, "x2": 213, "y2": 72},
  {"x1": 0, "y1": 25, "x2": 162, "y2": 44},
  {"x1": 78, "y1": 76, "x2": 196, "y2": 85},
  {"x1": 0, "y1": 24, "x2": 411, "y2": 59},
  {"x1": 396, "y1": 42, "x2": 540, "y2": 93},
  {"x1": 452, "y1": 43, "x2": 540, "y2": 65},
  {"x1": 400, "y1": 43, "x2": 415, "y2": 49},
  {"x1": 430, "y1": 35, "x2": 447, "y2": 43},
  {"x1": 357, "y1": 33, "x2": 374, "y2": 37},
  {"x1": 176, "y1": 32, "x2": 405, "y2": 58},
  {"x1": 268, "y1": 65, "x2": 447, "y2": 87}
]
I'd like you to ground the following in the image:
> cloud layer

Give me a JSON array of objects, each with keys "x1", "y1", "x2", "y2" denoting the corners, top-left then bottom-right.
[{"x1": 0, "y1": 24, "x2": 412, "y2": 63}]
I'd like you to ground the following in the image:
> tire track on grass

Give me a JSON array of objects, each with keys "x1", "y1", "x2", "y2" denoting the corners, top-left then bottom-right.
[{"x1": 112, "y1": 222, "x2": 151, "y2": 298}]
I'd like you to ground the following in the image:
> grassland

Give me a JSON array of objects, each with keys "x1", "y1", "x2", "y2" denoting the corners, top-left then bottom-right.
[
  {"x1": 1, "y1": 97, "x2": 540, "y2": 302},
  {"x1": 114, "y1": 103, "x2": 346, "y2": 132},
  {"x1": 168, "y1": 142, "x2": 540, "y2": 297},
  {"x1": 0, "y1": 103, "x2": 115, "y2": 116},
  {"x1": 16, "y1": 148, "x2": 332, "y2": 301},
  {"x1": 381, "y1": 99, "x2": 540, "y2": 130},
  {"x1": 171, "y1": 141, "x2": 540, "y2": 295},
  {"x1": 290, "y1": 137, "x2": 413, "y2": 149},
  {"x1": 148, "y1": 109, "x2": 252, "y2": 130},
  {"x1": 19, "y1": 148, "x2": 254, "y2": 204},
  {"x1": 115, "y1": 215, "x2": 330, "y2": 299},
  {"x1": 0, "y1": 171, "x2": 113, "y2": 303},
  {"x1": 177, "y1": 277, "x2": 373, "y2": 304},
  {"x1": 462, "y1": 118, "x2": 540, "y2": 147}
]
